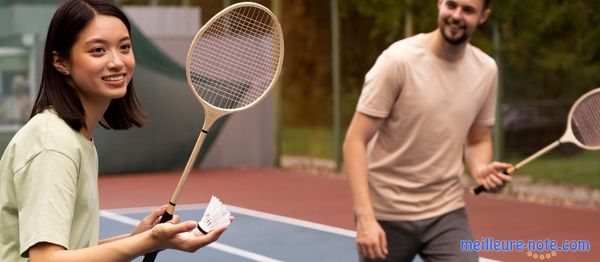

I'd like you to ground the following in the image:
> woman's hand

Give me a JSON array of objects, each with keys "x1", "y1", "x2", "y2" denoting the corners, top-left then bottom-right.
[{"x1": 131, "y1": 205, "x2": 180, "y2": 236}]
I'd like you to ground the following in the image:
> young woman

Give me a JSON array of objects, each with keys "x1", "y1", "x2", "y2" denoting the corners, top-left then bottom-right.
[{"x1": 0, "y1": 0, "x2": 229, "y2": 261}]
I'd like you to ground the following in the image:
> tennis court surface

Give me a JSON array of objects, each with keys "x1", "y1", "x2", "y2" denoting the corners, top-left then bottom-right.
[{"x1": 99, "y1": 168, "x2": 599, "y2": 261}]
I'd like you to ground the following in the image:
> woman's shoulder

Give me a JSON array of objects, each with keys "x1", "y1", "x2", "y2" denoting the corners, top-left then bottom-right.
[
  {"x1": 11, "y1": 109, "x2": 83, "y2": 155},
  {"x1": 25, "y1": 109, "x2": 74, "y2": 135}
]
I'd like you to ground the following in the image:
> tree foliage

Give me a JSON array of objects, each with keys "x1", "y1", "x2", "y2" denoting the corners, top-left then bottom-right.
[
  {"x1": 112, "y1": 0, "x2": 600, "y2": 126},
  {"x1": 334, "y1": 0, "x2": 600, "y2": 104},
  {"x1": 492, "y1": 0, "x2": 600, "y2": 101}
]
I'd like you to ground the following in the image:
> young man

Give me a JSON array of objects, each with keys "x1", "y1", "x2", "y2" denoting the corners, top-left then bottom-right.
[{"x1": 343, "y1": 0, "x2": 511, "y2": 261}]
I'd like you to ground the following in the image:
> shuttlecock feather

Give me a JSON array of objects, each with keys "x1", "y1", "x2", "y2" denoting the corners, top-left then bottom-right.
[{"x1": 193, "y1": 196, "x2": 231, "y2": 236}]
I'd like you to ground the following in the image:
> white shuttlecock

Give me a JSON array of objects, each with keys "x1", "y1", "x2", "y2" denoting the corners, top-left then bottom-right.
[{"x1": 192, "y1": 196, "x2": 231, "y2": 236}]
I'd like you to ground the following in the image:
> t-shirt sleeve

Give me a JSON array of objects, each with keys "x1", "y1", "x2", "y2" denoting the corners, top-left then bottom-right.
[
  {"x1": 13, "y1": 149, "x2": 78, "y2": 257},
  {"x1": 357, "y1": 51, "x2": 404, "y2": 118},
  {"x1": 474, "y1": 70, "x2": 498, "y2": 126}
]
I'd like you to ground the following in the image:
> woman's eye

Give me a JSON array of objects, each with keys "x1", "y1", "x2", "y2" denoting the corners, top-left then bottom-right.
[
  {"x1": 120, "y1": 44, "x2": 132, "y2": 52},
  {"x1": 91, "y1": 47, "x2": 105, "y2": 54}
]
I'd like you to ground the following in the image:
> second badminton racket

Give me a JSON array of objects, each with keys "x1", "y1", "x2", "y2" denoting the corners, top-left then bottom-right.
[{"x1": 474, "y1": 87, "x2": 600, "y2": 194}]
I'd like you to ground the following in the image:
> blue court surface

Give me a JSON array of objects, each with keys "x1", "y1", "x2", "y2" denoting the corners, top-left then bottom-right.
[
  {"x1": 100, "y1": 204, "x2": 359, "y2": 261},
  {"x1": 100, "y1": 205, "x2": 500, "y2": 262}
]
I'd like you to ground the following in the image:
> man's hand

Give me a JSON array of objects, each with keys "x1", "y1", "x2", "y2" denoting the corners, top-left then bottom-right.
[
  {"x1": 356, "y1": 216, "x2": 388, "y2": 260},
  {"x1": 474, "y1": 161, "x2": 513, "y2": 192}
]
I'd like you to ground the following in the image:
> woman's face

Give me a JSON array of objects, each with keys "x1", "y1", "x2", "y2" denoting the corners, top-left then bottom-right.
[{"x1": 62, "y1": 14, "x2": 135, "y2": 106}]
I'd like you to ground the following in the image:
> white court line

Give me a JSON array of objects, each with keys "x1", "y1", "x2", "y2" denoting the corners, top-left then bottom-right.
[
  {"x1": 102, "y1": 205, "x2": 499, "y2": 262},
  {"x1": 103, "y1": 203, "x2": 356, "y2": 237},
  {"x1": 227, "y1": 205, "x2": 357, "y2": 237},
  {"x1": 99, "y1": 210, "x2": 283, "y2": 262},
  {"x1": 480, "y1": 258, "x2": 501, "y2": 262}
]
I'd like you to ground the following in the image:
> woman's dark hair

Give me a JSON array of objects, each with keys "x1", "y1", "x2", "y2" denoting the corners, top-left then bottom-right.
[{"x1": 31, "y1": 0, "x2": 145, "y2": 131}]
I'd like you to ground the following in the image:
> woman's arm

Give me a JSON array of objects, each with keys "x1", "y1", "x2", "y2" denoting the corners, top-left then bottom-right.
[
  {"x1": 98, "y1": 205, "x2": 171, "y2": 245},
  {"x1": 29, "y1": 220, "x2": 227, "y2": 262}
]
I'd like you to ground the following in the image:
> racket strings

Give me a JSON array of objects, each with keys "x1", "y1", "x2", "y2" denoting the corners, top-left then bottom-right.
[
  {"x1": 189, "y1": 6, "x2": 281, "y2": 110},
  {"x1": 193, "y1": 30, "x2": 277, "y2": 108},
  {"x1": 571, "y1": 92, "x2": 600, "y2": 147},
  {"x1": 220, "y1": 9, "x2": 280, "y2": 79}
]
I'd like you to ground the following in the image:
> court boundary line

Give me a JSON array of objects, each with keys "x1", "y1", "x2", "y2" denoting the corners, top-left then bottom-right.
[
  {"x1": 102, "y1": 203, "x2": 357, "y2": 237},
  {"x1": 99, "y1": 210, "x2": 283, "y2": 262}
]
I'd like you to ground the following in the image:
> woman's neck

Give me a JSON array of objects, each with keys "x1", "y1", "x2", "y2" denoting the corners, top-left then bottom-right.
[{"x1": 79, "y1": 98, "x2": 110, "y2": 140}]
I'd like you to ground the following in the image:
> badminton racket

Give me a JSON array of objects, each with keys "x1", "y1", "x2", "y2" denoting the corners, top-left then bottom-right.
[
  {"x1": 143, "y1": 2, "x2": 283, "y2": 261},
  {"x1": 474, "y1": 87, "x2": 600, "y2": 195}
]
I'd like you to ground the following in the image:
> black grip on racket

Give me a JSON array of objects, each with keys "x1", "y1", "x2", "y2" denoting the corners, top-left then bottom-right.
[
  {"x1": 473, "y1": 184, "x2": 487, "y2": 195},
  {"x1": 473, "y1": 170, "x2": 510, "y2": 195},
  {"x1": 158, "y1": 210, "x2": 173, "y2": 223},
  {"x1": 142, "y1": 210, "x2": 174, "y2": 262}
]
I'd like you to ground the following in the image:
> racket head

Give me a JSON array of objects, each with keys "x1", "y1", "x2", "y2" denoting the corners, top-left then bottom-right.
[
  {"x1": 185, "y1": 2, "x2": 284, "y2": 115},
  {"x1": 562, "y1": 87, "x2": 600, "y2": 150}
]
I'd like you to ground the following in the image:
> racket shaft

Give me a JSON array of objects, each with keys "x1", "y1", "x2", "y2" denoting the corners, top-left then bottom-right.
[
  {"x1": 473, "y1": 140, "x2": 560, "y2": 195},
  {"x1": 141, "y1": 131, "x2": 208, "y2": 262},
  {"x1": 170, "y1": 129, "x2": 209, "y2": 204},
  {"x1": 513, "y1": 140, "x2": 561, "y2": 170}
]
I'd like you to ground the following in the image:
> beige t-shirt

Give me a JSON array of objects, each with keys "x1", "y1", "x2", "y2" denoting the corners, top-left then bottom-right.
[
  {"x1": 357, "y1": 33, "x2": 498, "y2": 221},
  {"x1": 0, "y1": 109, "x2": 99, "y2": 260}
]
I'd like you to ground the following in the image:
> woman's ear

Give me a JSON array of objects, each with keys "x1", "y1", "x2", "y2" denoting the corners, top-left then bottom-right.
[{"x1": 52, "y1": 51, "x2": 70, "y2": 75}]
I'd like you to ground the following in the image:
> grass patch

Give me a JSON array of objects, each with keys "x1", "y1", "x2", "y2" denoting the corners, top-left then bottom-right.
[
  {"x1": 281, "y1": 126, "x2": 600, "y2": 189},
  {"x1": 504, "y1": 151, "x2": 600, "y2": 189},
  {"x1": 281, "y1": 126, "x2": 335, "y2": 159}
]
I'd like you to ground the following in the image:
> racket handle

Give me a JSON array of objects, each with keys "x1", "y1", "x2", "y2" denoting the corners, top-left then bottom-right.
[
  {"x1": 473, "y1": 168, "x2": 513, "y2": 195},
  {"x1": 142, "y1": 209, "x2": 174, "y2": 262},
  {"x1": 158, "y1": 210, "x2": 174, "y2": 223},
  {"x1": 473, "y1": 184, "x2": 487, "y2": 195}
]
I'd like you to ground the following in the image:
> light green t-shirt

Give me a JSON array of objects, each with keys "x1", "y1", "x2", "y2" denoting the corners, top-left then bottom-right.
[{"x1": 0, "y1": 109, "x2": 99, "y2": 260}]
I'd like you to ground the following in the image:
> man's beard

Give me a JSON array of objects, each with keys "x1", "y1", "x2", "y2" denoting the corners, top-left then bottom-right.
[{"x1": 440, "y1": 19, "x2": 470, "y2": 45}]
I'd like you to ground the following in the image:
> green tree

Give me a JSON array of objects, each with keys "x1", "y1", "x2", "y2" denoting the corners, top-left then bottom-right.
[{"x1": 493, "y1": 0, "x2": 600, "y2": 102}]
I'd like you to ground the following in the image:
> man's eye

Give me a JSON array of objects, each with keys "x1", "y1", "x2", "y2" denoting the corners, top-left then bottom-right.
[{"x1": 463, "y1": 8, "x2": 476, "y2": 14}]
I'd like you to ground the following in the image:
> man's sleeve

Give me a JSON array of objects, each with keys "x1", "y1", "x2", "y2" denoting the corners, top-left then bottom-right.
[{"x1": 357, "y1": 51, "x2": 405, "y2": 118}]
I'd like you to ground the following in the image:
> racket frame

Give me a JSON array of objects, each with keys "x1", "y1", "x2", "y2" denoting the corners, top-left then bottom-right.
[
  {"x1": 172, "y1": 1, "x2": 283, "y2": 212},
  {"x1": 143, "y1": 2, "x2": 283, "y2": 261}
]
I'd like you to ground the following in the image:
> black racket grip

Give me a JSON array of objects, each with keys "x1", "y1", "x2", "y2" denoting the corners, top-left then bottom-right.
[
  {"x1": 473, "y1": 184, "x2": 486, "y2": 195},
  {"x1": 473, "y1": 170, "x2": 511, "y2": 195},
  {"x1": 142, "y1": 210, "x2": 173, "y2": 262}
]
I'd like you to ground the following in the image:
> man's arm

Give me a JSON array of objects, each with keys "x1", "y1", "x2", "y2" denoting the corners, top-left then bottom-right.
[
  {"x1": 343, "y1": 111, "x2": 387, "y2": 260},
  {"x1": 464, "y1": 124, "x2": 512, "y2": 191}
]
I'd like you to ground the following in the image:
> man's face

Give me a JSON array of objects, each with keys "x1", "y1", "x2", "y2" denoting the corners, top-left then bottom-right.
[{"x1": 437, "y1": 0, "x2": 490, "y2": 45}]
